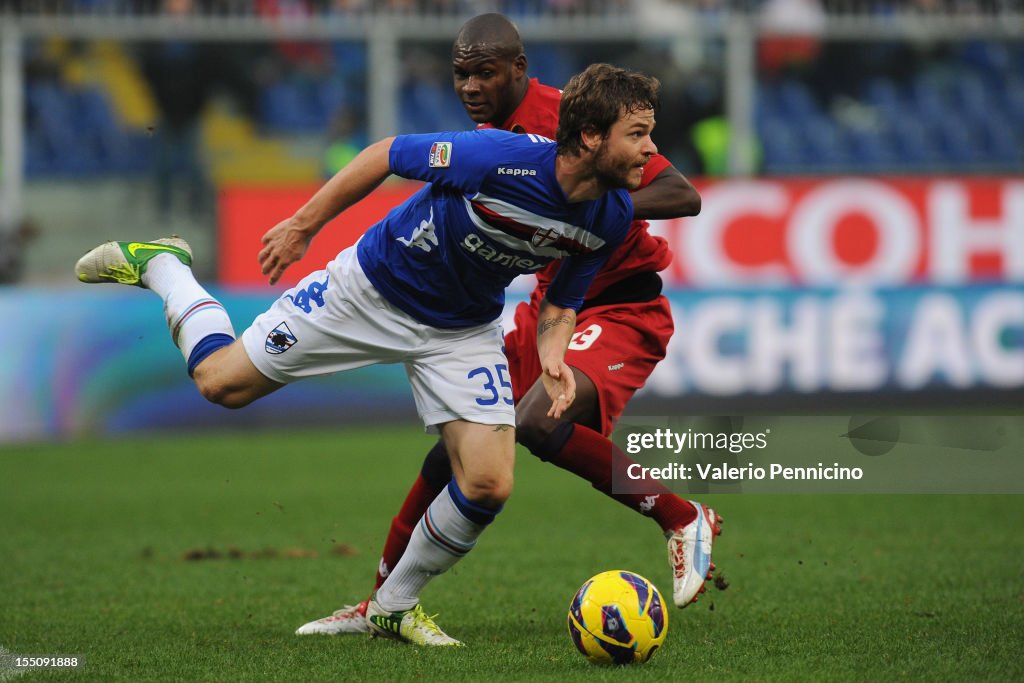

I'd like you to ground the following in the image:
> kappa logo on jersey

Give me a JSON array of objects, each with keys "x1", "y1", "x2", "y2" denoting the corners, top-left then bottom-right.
[
  {"x1": 531, "y1": 227, "x2": 559, "y2": 248},
  {"x1": 429, "y1": 142, "x2": 452, "y2": 168},
  {"x1": 639, "y1": 495, "x2": 659, "y2": 512},
  {"x1": 396, "y1": 208, "x2": 439, "y2": 252},
  {"x1": 265, "y1": 322, "x2": 297, "y2": 354},
  {"x1": 497, "y1": 167, "x2": 537, "y2": 176}
]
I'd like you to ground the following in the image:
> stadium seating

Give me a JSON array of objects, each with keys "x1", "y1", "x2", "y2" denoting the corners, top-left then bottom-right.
[
  {"x1": 20, "y1": 35, "x2": 1024, "y2": 178},
  {"x1": 24, "y1": 81, "x2": 151, "y2": 177},
  {"x1": 752, "y1": 42, "x2": 1024, "y2": 174}
]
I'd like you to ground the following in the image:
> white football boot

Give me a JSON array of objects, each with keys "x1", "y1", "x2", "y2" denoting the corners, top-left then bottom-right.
[
  {"x1": 75, "y1": 237, "x2": 192, "y2": 287},
  {"x1": 295, "y1": 600, "x2": 370, "y2": 635},
  {"x1": 666, "y1": 501, "x2": 722, "y2": 607}
]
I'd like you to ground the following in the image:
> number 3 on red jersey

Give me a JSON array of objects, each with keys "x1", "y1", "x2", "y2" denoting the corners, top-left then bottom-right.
[{"x1": 568, "y1": 324, "x2": 603, "y2": 351}]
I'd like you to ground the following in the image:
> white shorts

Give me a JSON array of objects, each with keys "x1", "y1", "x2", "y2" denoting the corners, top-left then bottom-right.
[{"x1": 241, "y1": 246, "x2": 515, "y2": 431}]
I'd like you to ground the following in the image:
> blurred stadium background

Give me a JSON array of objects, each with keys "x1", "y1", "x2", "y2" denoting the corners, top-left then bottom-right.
[{"x1": 0, "y1": 0, "x2": 1022, "y2": 442}]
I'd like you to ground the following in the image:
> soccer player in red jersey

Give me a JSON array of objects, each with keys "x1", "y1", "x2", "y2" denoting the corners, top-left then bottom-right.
[{"x1": 296, "y1": 14, "x2": 720, "y2": 636}]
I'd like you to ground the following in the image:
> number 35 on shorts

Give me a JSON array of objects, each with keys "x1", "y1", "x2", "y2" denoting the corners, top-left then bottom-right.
[{"x1": 468, "y1": 364, "x2": 514, "y2": 406}]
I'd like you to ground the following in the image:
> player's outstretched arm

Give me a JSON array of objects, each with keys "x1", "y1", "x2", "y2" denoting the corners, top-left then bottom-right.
[
  {"x1": 629, "y1": 165, "x2": 701, "y2": 220},
  {"x1": 258, "y1": 136, "x2": 396, "y2": 284},
  {"x1": 537, "y1": 297, "x2": 578, "y2": 420}
]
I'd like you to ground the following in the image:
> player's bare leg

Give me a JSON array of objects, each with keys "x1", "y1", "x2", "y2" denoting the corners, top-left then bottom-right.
[
  {"x1": 516, "y1": 366, "x2": 602, "y2": 438},
  {"x1": 367, "y1": 420, "x2": 514, "y2": 646},
  {"x1": 191, "y1": 342, "x2": 283, "y2": 408},
  {"x1": 443, "y1": 420, "x2": 515, "y2": 507}
]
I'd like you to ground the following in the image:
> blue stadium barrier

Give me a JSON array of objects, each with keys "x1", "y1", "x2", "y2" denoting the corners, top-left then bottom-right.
[{"x1": 2, "y1": 284, "x2": 1021, "y2": 443}]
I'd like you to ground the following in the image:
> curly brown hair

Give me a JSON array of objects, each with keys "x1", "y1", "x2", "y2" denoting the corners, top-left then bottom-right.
[{"x1": 557, "y1": 63, "x2": 660, "y2": 156}]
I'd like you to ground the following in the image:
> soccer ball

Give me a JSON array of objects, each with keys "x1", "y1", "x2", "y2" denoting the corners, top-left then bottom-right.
[{"x1": 566, "y1": 570, "x2": 668, "y2": 665}]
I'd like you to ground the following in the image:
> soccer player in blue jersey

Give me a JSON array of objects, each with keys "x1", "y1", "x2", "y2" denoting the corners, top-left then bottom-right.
[
  {"x1": 76, "y1": 62, "x2": 661, "y2": 647},
  {"x1": 296, "y1": 15, "x2": 714, "y2": 639}
]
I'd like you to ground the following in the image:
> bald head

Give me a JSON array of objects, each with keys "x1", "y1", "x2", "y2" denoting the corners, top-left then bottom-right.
[
  {"x1": 451, "y1": 13, "x2": 530, "y2": 126},
  {"x1": 453, "y1": 13, "x2": 523, "y2": 61}
]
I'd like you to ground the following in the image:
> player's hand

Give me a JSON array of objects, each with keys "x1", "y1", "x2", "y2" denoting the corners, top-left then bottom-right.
[
  {"x1": 258, "y1": 217, "x2": 314, "y2": 285},
  {"x1": 542, "y1": 359, "x2": 576, "y2": 419}
]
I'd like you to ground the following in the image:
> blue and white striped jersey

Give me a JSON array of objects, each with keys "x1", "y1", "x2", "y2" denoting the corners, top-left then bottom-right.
[{"x1": 356, "y1": 128, "x2": 633, "y2": 329}]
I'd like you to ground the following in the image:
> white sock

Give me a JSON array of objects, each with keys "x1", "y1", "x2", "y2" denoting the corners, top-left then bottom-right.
[
  {"x1": 374, "y1": 483, "x2": 493, "y2": 612},
  {"x1": 141, "y1": 253, "x2": 235, "y2": 367}
]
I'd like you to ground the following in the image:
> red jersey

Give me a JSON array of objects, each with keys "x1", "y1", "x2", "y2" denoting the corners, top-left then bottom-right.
[{"x1": 480, "y1": 78, "x2": 674, "y2": 304}]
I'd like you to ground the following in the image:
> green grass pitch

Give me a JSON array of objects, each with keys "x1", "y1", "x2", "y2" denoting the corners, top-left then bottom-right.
[{"x1": 2, "y1": 426, "x2": 1023, "y2": 681}]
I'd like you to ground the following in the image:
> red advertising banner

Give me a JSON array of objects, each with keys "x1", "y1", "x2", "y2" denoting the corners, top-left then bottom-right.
[
  {"x1": 218, "y1": 180, "x2": 422, "y2": 287},
  {"x1": 655, "y1": 177, "x2": 1023, "y2": 287},
  {"x1": 218, "y1": 177, "x2": 1024, "y2": 287}
]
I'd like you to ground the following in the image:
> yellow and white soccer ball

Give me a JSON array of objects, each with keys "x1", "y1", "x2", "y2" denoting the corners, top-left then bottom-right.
[{"x1": 567, "y1": 570, "x2": 668, "y2": 665}]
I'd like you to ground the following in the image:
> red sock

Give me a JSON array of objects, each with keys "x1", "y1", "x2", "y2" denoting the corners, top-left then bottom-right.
[
  {"x1": 373, "y1": 473, "x2": 446, "y2": 591},
  {"x1": 551, "y1": 425, "x2": 696, "y2": 532}
]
